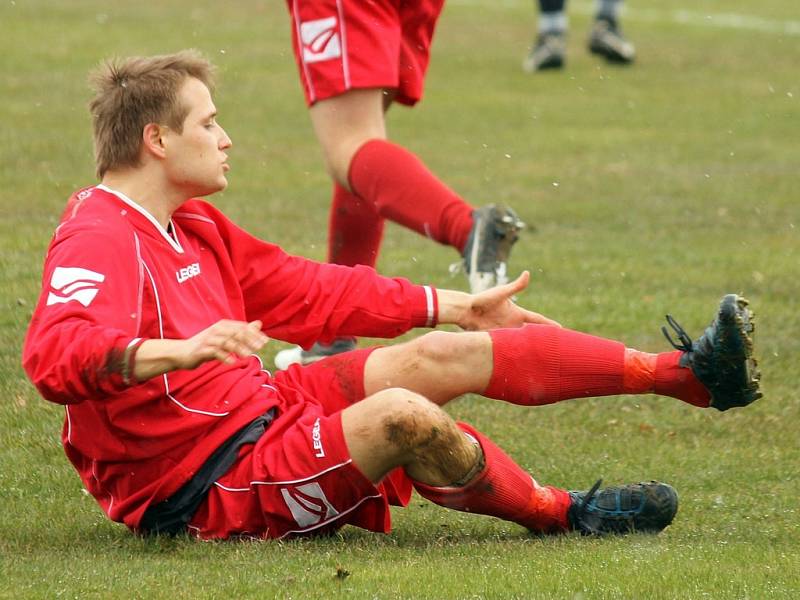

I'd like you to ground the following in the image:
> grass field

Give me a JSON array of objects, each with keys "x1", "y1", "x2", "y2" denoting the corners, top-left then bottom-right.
[{"x1": 1, "y1": 1, "x2": 799, "y2": 598}]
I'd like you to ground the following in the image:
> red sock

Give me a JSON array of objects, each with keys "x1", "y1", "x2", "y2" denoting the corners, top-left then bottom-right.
[
  {"x1": 485, "y1": 325, "x2": 712, "y2": 408},
  {"x1": 327, "y1": 183, "x2": 384, "y2": 267},
  {"x1": 615, "y1": 349, "x2": 711, "y2": 407},
  {"x1": 485, "y1": 325, "x2": 626, "y2": 405},
  {"x1": 348, "y1": 139, "x2": 475, "y2": 252},
  {"x1": 653, "y1": 351, "x2": 711, "y2": 407},
  {"x1": 412, "y1": 422, "x2": 571, "y2": 533}
]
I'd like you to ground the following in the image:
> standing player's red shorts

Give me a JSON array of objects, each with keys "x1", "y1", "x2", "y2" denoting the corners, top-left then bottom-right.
[
  {"x1": 286, "y1": 0, "x2": 446, "y2": 106},
  {"x1": 187, "y1": 348, "x2": 414, "y2": 540}
]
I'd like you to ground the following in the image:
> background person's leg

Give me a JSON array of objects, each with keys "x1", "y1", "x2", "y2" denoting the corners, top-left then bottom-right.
[{"x1": 523, "y1": 0, "x2": 568, "y2": 72}]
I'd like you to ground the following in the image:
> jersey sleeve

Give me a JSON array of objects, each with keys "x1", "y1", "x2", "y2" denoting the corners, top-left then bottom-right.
[
  {"x1": 22, "y1": 227, "x2": 143, "y2": 404},
  {"x1": 203, "y1": 203, "x2": 437, "y2": 347}
]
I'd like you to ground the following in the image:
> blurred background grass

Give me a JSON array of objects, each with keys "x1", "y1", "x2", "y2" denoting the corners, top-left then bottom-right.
[{"x1": 1, "y1": 1, "x2": 798, "y2": 598}]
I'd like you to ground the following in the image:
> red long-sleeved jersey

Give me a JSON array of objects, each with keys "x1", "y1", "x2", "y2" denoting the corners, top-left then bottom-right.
[{"x1": 22, "y1": 185, "x2": 437, "y2": 530}]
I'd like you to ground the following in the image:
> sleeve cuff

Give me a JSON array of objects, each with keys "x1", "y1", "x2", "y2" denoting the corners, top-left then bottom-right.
[
  {"x1": 410, "y1": 285, "x2": 438, "y2": 328},
  {"x1": 121, "y1": 337, "x2": 147, "y2": 385}
]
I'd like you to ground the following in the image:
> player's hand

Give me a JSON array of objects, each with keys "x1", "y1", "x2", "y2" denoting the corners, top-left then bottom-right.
[
  {"x1": 458, "y1": 271, "x2": 561, "y2": 331},
  {"x1": 129, "y1": 320, "x2": 269, "y2": 383},
  {"x1": 175, "y1": 319, "x2": 269, "y2": 370}
]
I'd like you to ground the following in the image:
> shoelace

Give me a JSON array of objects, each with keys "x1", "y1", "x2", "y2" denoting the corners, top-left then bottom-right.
[
  {"x1": 661, "y1": 315, "x2": 694, "y2": 352},
  {"x1": 572, "y1": 478, "x2": 604, "y2": 534}
]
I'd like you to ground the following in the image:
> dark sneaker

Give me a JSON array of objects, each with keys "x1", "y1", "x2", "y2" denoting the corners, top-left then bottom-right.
[
  {"x1": 662, "y1": 294, "x2": 762, "y2": 411},
  {"x1": 588, "y1": 18, "x2": 635, "y2": 64},
  {"x1": 461, "y1": 204, "x2": 525, "y2": 294},
  {"x1": 274, "y1": 337, "x2": 357, "y2": 371},
  {"x1": 523, "y1": 31, "x2": 566, "y2": 72},
  {"x1": 568, "y1": 480, "x2": 678, "y2": 535}
]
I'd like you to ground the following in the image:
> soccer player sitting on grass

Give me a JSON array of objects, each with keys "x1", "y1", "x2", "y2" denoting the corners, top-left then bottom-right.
[{"x1": 23, "y1": 51, "x2": 761, "y2": 540}]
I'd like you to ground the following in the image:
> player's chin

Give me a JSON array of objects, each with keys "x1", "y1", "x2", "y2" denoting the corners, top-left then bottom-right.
[
  {"x1": 191, "y1": 179, "x2": 227, "y2": 199},
  {"x1": 207, "y1": 176, "x2": 229, "y2": 195}
]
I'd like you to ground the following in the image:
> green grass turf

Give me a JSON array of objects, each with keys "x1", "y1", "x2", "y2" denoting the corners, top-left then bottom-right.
[{"x1": 1, "y1": 0, "x2": 799, "y2": 598}]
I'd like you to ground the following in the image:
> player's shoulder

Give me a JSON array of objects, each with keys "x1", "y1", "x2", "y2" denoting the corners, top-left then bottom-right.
[
  {"x1": 52, "y1": 186, "x2": 136, "y2": 246},
  {"x1": 58, "y1": 186, "x2": 127, "y2": 225}
]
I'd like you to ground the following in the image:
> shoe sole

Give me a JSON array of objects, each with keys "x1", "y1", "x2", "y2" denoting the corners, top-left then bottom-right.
[
  {"x1": 630, "y1": 482, "x2": 679, "y2": 533},
  {"x1": 589, "y1": 44, "x2": 635, "y2": 63},
  {"x1": 523, "y1": 54, "x2": 564, "y2": 72},
  {"x1": 710, "y1": 294, "x2": 762, "y2": 410}
]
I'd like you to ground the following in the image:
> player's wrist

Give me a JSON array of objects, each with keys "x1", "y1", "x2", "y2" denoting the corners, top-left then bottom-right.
[
  {"x1": 131, "y1": 338, "x2": 191, "y2": 381},
  {"x1": 434, "y1": 289, "x2": 472, "y2": 328}
]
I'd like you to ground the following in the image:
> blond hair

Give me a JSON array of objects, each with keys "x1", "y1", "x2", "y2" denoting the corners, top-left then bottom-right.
[{"x1": 88, "y1": 50, "x2": 215, "y2": 178}]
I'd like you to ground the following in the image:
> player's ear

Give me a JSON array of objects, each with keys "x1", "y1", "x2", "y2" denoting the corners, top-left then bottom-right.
[{"x1": 142, "y1": 123, "x2": 167, "y2": 159}]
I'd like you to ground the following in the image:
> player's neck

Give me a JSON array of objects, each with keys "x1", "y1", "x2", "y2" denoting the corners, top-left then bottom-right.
[{"x1": 101, "y1": 168, "x2": 186, "y2": 229}]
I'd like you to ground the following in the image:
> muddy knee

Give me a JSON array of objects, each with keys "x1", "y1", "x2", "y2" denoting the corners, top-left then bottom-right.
[{"x1": 377, "y1": 388, "x2": 455, "y2": 454}]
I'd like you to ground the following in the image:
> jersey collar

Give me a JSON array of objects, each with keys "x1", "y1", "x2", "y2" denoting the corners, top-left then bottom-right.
[{"x1": 96, "y1": 184, "x2": 184, "y2": 254}]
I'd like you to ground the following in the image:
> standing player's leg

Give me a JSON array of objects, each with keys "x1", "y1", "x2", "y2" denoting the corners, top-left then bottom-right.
[
  {"x1": 278, "y1": 1, "x2": 525, "y2": 369},
  {"x1": 342, "y1": 388, "x2": 678, "y2": 535},
  {"x1": 309, "y1": 88, "x2": 525, "y2": 296},
  {"x1": 364, "y1": 294, "x2": 761, "y2": 412},
  {"x1": 310, "y1": 88, "x2": 478, "y2": 258},
  {"x1": 523, "y1": 0, "x2": 569, "y2": 72},
  {"x1": 285, "y1": 0, "x2": 525, "y2": 291}
]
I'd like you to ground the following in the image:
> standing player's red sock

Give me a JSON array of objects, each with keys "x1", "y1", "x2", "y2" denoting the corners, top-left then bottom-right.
[
  {"x1": 412, "y1": 422, "x2": 572, "y2": 533},
  {"x1": 484, "y1": 325, "x2": 711, "y2": 407},
  {"x1": 348, "y1": 139, "x2": 475, "y2": 252},
  {"x1": 327, "y1": 183, "x2": 385, "y2": 267}
]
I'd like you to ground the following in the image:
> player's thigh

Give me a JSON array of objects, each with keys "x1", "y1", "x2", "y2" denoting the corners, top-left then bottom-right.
[
  {"x1": 286, "y1": 0, "x2": 403, "y2": 105},
  {"x1": 272, "y1": 346, "x2": 376, "y2": 414},
  {"x1": 189, "y1": 404, "x2": 393, "y2": 539}
]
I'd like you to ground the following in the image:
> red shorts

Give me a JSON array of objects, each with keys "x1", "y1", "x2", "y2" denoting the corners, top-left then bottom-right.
[
  {"x1": 187, "y1": 348, "x2": 413, "y2": 540},
  {"x1": 286, "y1": 0, "x2": 446, "y2": 106}
]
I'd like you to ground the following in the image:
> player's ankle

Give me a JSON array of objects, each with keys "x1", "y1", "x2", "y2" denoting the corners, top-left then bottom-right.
[{"x1": 654, "y1": 351, "x2": 711, "y2": 408}]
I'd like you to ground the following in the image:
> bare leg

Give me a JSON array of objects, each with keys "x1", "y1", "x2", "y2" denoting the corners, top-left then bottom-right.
[
  {"x1": 363, "y1": 322, "x2": 719, "y2": 410},
  {"x1": 309, "y1": 87, "x2": 475, "y2": 251},
  {"x1": 341, "y1": 387, "x2": 480, "y2": 485},
  {"x1": 309, "y1": 88, "x2": 388, "y2": 190},
  {"x1": 340, "y1": 386, "x2": 572, "y2": 533},
  {"x1": 363, "y1": 331, "x2": 493, "y2": 406}
]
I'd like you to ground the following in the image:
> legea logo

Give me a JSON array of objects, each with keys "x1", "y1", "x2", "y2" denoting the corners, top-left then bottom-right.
[
  {"x1": 312, "y1": 417, "x2": 325, "y2": 458},
  {"x1": 46, "y1": 266, "x2": 105, "y2": 307},
  {"x1": 176, "y1": 262, "x2": 201, "y2": 283},
  {"x1": 300, "y1": 17, "x2": 341, "y2": 63},
  {"x1": 280, "y1": 482, "x2": 339, "y2": 528}
]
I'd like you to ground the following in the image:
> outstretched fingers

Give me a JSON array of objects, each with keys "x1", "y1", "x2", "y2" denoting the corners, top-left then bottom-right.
[
  {"x1": 519, "y1": 308, "x2": 561, "y2": 327},
  {"x1": 505, "y1": 270, "x2": 531, "y2": 297}
]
